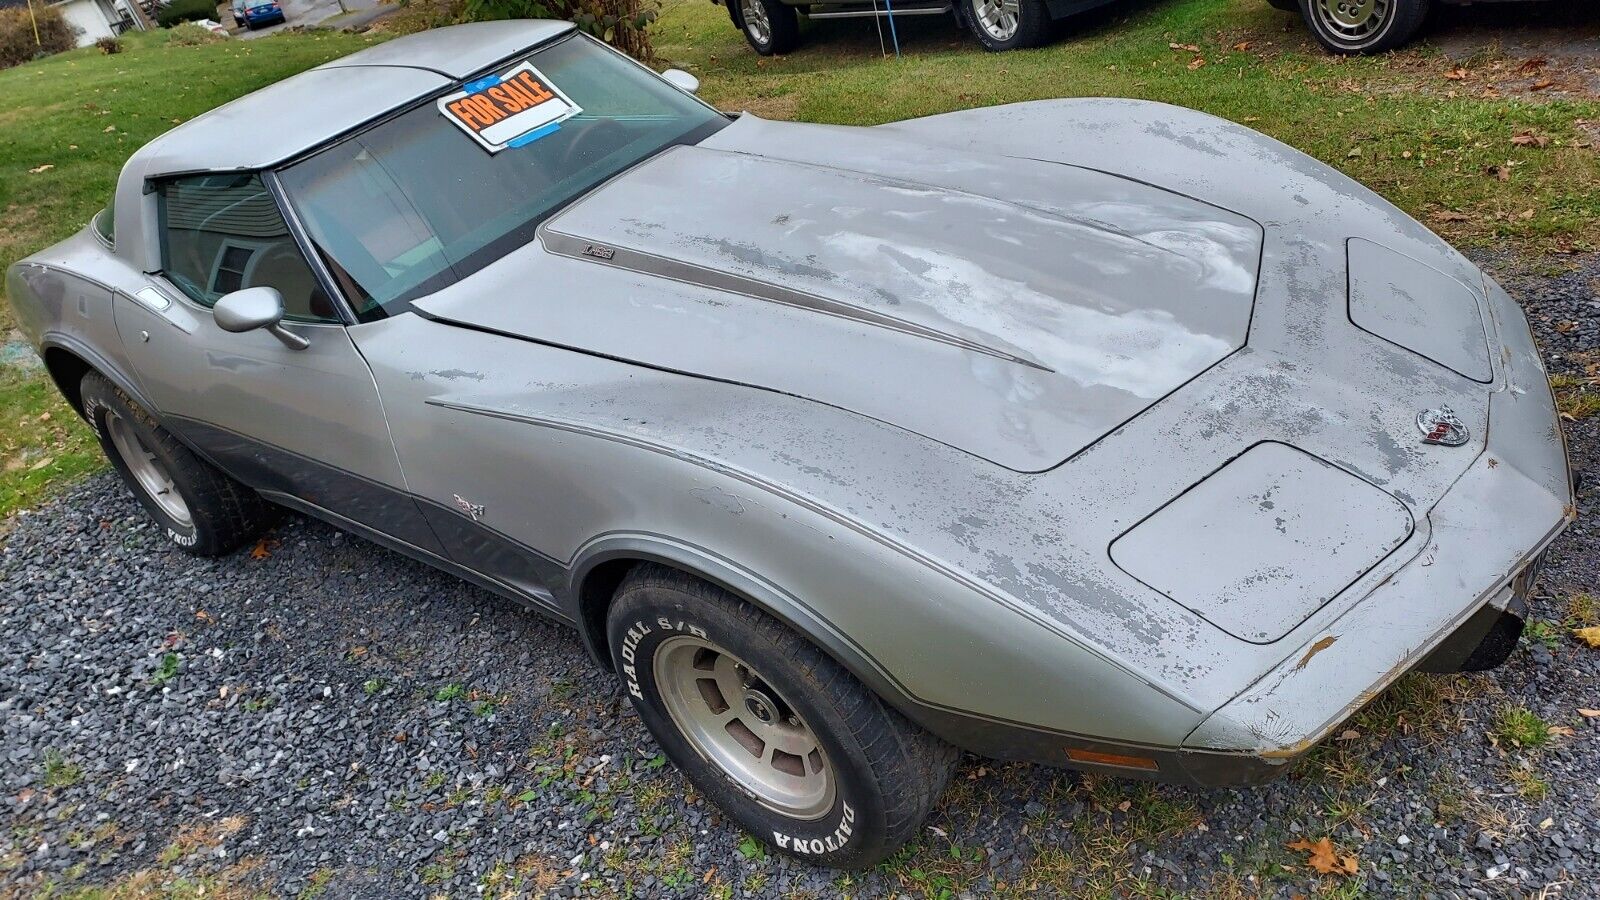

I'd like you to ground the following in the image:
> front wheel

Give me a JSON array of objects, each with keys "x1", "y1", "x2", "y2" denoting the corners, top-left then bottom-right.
[
  {"x1": 966, "y1": 0, "x2": 1051, "y2": 51},
  {"x1": 608, "y1": 565, "x2": 958, "y2": 868},
  {"x1": 734, "y1": 0, "x2": 799, "y2": 55},
  {"x1": 1298, "y1": 0, "x2": 1428, "y2": 54},
  {"x1": 81, "y1": 371, "x2": 276, "y2": 556}
]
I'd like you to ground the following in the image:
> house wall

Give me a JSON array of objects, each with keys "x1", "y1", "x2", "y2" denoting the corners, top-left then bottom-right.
[{"x1": 55, "y1": 0, "x2": 115, "y2": 45}]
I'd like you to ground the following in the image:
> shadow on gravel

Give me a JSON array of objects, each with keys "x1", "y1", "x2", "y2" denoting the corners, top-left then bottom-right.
[{"x1": 1, "y1": 250, "x2": 1597, "y2": 897}]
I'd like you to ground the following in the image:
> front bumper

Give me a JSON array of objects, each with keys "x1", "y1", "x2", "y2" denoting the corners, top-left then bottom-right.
[
  {"x1": 1175, "y1": 274, "x2": 1574, "y2": 779},
  {"x1": 923, "y1": 275, "x2": 1574, "y2": 788}
]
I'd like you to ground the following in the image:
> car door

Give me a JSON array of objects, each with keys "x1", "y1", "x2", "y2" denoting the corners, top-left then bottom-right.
[{"x1": 112, "y1": 170, "x2": 444, "y2": 554}]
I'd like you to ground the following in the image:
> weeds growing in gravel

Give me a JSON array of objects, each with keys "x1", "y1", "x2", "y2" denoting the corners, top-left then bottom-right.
[
  {"x1": 1552, "y1": 374, "x2": 1600, "y2": 421},
  {"x1": 1492, "y1": 704, "x2": 1553, "y2": 749},
  {"x1": 434, "y1": 682, "x2": 465, "y2": 702},
  {"x1": 1508, "y1": 764, "x2": 1551, "y2": 801},
  {"x1": 150, "y1": 652, "x2": 180, "y2": 686},
  {"x1": 42, "y1": 750, "x2": 83, "y2": 788},
  {"x1": 1525, "y1": 619, "x2": 1563, "y2": 650}
]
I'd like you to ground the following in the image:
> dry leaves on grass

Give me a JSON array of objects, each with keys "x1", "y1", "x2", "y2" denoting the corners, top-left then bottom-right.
[
  {"x1": 1168, "y1": 41, "x2": 1200, "y2": 52},
  {"x1": 27, "y1": 164, "x2": 53, "y2": 174},
  {"x1": 1287, "y1": 837, "x2": 1359, "y2": 876},
  {"x1": 1431, "y1": 209, "x2": 1472, "y2": 223},
  {"x1": 1512, "y1": 129, "x2": 1551, "y2": 149},
  {"x1": 1443, "y1": 67, "x2": 1471, "y2": 81}
]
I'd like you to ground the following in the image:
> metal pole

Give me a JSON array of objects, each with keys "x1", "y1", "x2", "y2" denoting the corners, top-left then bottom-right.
[{"x1": 26, "y1": 0, "x2": 41, "y2": 47}]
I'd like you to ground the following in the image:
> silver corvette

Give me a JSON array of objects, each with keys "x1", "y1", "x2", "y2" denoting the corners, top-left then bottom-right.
[{"x1": 6, "y1": 20, "x2": 1575, "y2": 867}]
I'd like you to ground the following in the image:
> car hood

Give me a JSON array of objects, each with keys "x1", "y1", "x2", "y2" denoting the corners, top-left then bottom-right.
[{"x1": 416, "y1": 121, "x2": 1261, "y2": 472}]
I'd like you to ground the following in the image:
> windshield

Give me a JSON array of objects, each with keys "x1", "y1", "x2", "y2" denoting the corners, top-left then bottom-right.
[{"x1": 278, "y1": 33, "x2": 726, "y2": 320}]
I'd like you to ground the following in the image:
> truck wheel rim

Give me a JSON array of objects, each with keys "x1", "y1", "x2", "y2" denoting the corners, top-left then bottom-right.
[
  {"x1": 655, "y1": 636, "x2": 836, "y2": 820},
  {"x1": 105, "y1": 410, "x2": 192, "y2": 527},
  {"x1": 741, "y1": 0, "x2": 772, "y2": 46},
  {"x1": 1314, "y1": 0, "x2": 1388, "y2": 41},
  {"x1": 973, "y1": 0, "x2": 1020, "y2": 41}
]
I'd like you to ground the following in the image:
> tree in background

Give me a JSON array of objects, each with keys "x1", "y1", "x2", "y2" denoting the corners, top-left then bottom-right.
[{"x1": 0, "y1": 3, "x2": 73, "y2": 70}]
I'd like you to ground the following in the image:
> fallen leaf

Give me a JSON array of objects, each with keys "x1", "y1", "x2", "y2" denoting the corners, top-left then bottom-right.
[
  {"x1": 1518, "y1": 57, "x2": 1548, "y2": 74},
  {"x1": 1574, "y1": 626, "x2": 1600, "y2": 649},
  {"x1": 1169, "y1": 42, "x2": 1200, "y2": 52},
  {"x1": 1519, "y1": 209, "x2": 1535, "y2": 220},
  {"x1": 1117, "y1": 799, "x2": 1132, "y2": 812},
  {"x1": 103, "y1": 125, "x2": 116, "y2": 133},
  {"x1": 1556, "y1": 321, "x2": 1577, "y2": 333},
  {"x1": 249, "y1": 538, "x2": 276, "y2": 560},
  {"x1": 1336, "y1": 729, "x2": 1361, "y2": 742},
  {"x1": 1233, "y1": 40, "x2": 1253, "y2": 51},
  {"x1": 1512, "y1": 129, "x2": 1551, "y2": 148},
  {"x1": 1485, "y1": 164, "x2": 1511, "y2": 182},
  {"x1": 1549, "y1": 725, "x2": 1576, "y2": 737},
  {"x1": 1531, "y1": 78, "x2": 1554, "y2": 91},
  {"x1": 29, "y1": 457, "x2": 53, "y2": 471},
  {"x1": 36, "y1": 411, "x2": 50, "y2": 422},
  {"x1": 194, "y1": 609, "x2": 212, "y2": 622},
  {"x1": 1578, "y1": 708, "x2": 1600, "y2": 717},
  {"x1": 27, "y1": 164, "x2": 53, "y2": 174},
  {"x1": 1443, "y1": 67, "x2": 1470, "y2": 81},
  {"x1": 702, "y1": 866, "x2": 716, "y2": 884},
  {"x1": 1187, "y1": 56, "x2": 1206, "y2": 71},
  {"x1": 1432, "y1": 210, "x2": 1471, "y2": 223},
  {"x1": 1346, "y1": 147, "x2": 1363, "y2": 158},
  {"x1": 1540, "y1": 817, "x2": 1555, "y2": 829},
  {"x1": 1287, "y1": 837, "x2": 1359, "y2": 876}
]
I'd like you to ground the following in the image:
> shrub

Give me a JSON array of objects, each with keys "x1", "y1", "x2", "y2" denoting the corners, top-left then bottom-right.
[
  {"x1": 157, "y1": 0, "x2": 219, "y2": 27},
  {"x1": 166, "y1": 20, "x2": 222, "y2": 43},
  {"x1": 96, "y1": 35, "x2": 122, "y2": 53},
  {"x1": 458, "y1": 0, "x2": 655, "y2": 60},
  {"x1": 0, "y1": 5, "x2": 75, "y2": 70}
]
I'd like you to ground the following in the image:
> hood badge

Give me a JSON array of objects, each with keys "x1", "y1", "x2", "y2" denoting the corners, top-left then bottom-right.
[
  {"x1": 453, "y1": 494, "x2": 485, "y2": 522},
  {"x1": 1417, "y1": 406, "x2": 1470, "y2": 447}
]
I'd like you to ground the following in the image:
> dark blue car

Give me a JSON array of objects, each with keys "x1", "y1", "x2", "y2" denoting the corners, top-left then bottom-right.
[{"x1": 230, "y1": 0, "x2": 285, "y2": 29}]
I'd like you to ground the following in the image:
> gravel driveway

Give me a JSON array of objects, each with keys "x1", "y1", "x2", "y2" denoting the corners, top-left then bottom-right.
[{"x1": 2, "y1": 250, "x2": 1598, "y2": 898}]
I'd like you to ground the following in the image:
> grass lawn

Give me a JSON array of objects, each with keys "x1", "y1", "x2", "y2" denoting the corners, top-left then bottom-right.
[{"x1": 1, "y1": 0, "x2": 1597, "y2": 522}]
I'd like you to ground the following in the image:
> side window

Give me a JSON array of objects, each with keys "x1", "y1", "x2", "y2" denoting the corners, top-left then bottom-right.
[{"x1": 155, "y1": 172, "x2": 340, "y2": 324}]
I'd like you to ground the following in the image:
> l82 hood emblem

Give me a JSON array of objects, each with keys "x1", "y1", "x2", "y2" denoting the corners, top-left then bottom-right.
[{"x1": 1416, "y1": 407, "x2": 1469, "y2": 446}]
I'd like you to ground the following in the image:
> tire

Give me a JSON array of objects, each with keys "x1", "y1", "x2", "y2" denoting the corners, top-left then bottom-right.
[
  {"x1": 734, "y1": 0, "x2": 799, "y2": 55},
  {"x1": 81, "y1": 372, "x2": 276, "y2": 556},
  {"x1": 608, "y1": 565, "x2": 958, "y2": 868},
  {"x1": 1298, "y1": 0, "x2": 1428, "y2": 54},
  {"x1": 966, "y1": 0, "x2": 1051, "y2": 51}
]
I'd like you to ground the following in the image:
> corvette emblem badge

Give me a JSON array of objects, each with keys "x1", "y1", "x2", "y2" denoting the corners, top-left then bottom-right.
[
  {"x1": 453, "y1": 494, "x2": 485, "y2": 522},
  {"x1": 1416, "y1": 406, "x2": 1469, "y2": 447}
]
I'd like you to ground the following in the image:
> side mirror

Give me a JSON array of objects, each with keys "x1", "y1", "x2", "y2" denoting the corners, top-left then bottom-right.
[
  {"x1": 213, "y1": 286, "x2": 308, "y2": 350},
  {"x1": 660, "y1": 68, "x2": 700, "y2": 94}
]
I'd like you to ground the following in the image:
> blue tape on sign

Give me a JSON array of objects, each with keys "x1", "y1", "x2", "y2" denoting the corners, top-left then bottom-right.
[
  {"x1": 506, "y1": 121, "x2": 561, "y2": 148},
  {"x1": 463, "y1": 74, "x2": 502, "y2": 94}
]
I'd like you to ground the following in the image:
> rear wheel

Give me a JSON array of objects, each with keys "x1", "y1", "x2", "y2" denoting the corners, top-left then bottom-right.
[
  {"x1": 736, "y1": 0, "x2": 800, "y2": 55},
  {"x1": 607, "y1": 565, "x2": 958, "y2": 868},
  {"x1": 81, "y1": 371, "x2": 276, "y2": 556},
  {"x1": 966, "y1": 0, "x2": 1051, "y2": 51},
  {"x1": 1298, "y1": 0, "x2": 1428, "y2": 54}
]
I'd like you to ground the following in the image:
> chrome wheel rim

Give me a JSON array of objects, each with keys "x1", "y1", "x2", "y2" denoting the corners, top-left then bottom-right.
[
  {"x1": 654, "y1": 636, "x2": 835, "y2": 819},
  {"x1": 105, "y1": 411, "x2": 191, "y2": 527},
  {"x1": 740, "y1": 0, "x2": 772, "y2": 47},
  {"x1": 1314, "y1": 0, "x2": 1388, "y2": 41},
  {"x1": 973, "y1": 0, "x2": 1020, "y2": 42}
]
